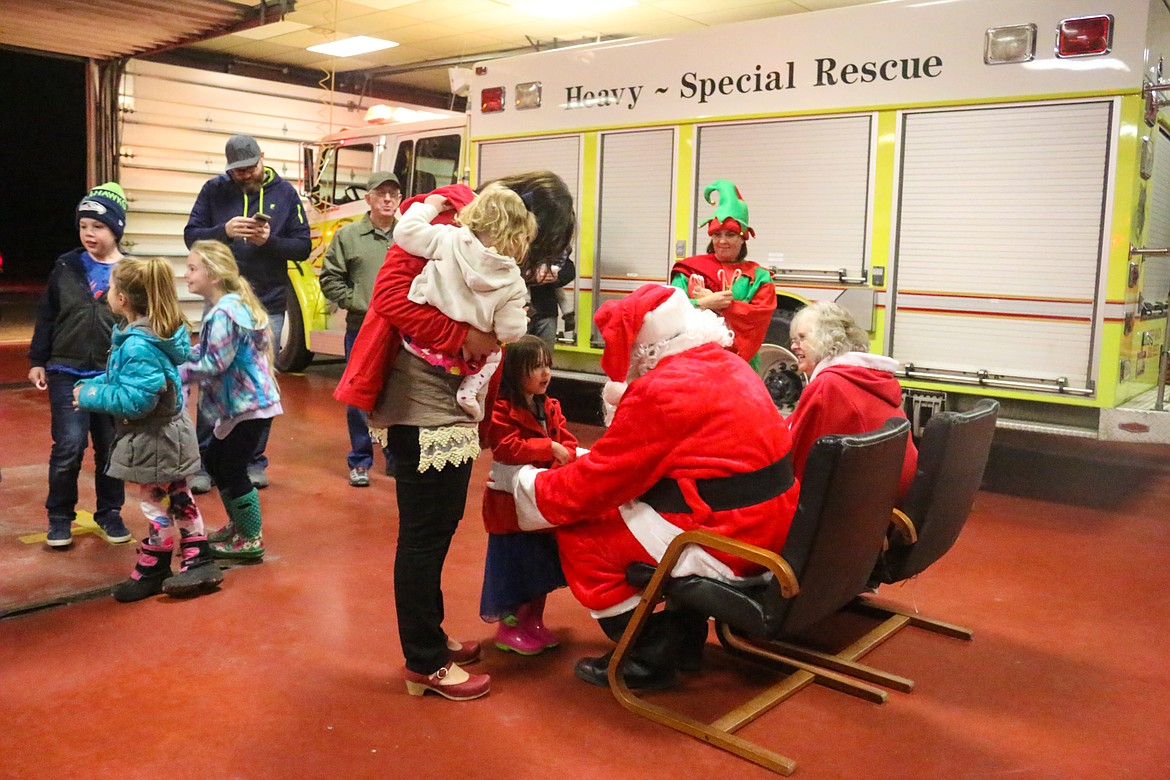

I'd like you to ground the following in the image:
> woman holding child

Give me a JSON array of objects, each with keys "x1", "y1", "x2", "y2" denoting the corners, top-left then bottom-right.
[{"x1": 335, "y1": 171, "x2": 575, "y2": 701}]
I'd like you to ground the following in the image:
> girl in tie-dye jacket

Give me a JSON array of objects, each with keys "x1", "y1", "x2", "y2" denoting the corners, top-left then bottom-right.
[{"x1": 180, "y1": 240, "x2": 282, "y2": 561}]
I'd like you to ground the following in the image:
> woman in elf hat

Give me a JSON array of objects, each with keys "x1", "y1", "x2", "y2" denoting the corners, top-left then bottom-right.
[{"x1": 670, "y1": 179, "x2": 777, "y2": 368}]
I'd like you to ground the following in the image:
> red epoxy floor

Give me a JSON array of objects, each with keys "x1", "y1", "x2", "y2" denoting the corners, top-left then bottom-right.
[{"x1": 2, "y1": 348, "x2": 1169, "y2": 779}]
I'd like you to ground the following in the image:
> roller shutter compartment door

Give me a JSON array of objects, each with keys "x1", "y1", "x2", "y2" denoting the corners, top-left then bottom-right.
[
  {"x1": 695, "y1": 115, "x2": 873, "y2": 279},
  {"x1": 890, "y1": 101, "x2": 1113, "y2": 389}
]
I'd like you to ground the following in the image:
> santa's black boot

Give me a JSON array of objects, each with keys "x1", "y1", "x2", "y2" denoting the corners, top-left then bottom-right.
[
  {"x1": 669, "y1": 603, "x2": 710, "y2": 673},
  {"x1": 574, "y1": 610, "x2": 679, "y2": 690}
]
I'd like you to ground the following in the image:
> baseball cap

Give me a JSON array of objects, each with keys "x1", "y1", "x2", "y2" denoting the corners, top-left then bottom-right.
[
  {"x1": 367, "y1": 171, "x2": 400, "y2": 190},
  {"x1": 225, "y1": 134, "x2": 263, "y2": 171}
]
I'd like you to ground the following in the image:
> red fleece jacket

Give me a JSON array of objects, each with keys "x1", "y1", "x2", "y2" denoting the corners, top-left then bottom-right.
[{"x1": 786, "y1": 364, "x2": 918, "y2": 499}]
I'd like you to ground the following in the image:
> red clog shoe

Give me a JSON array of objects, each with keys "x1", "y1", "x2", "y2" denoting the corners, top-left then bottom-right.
[
  {"x1": 447, "y1": 638, "x2": 482, "y2": 665},
  {"x1": 404, "y1": 663, "x2": 491, "y2": 701}
]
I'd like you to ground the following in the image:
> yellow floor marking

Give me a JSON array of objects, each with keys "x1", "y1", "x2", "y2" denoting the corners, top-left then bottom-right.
[{"x1": 18, "y1": 511, "x2": 105, "y2": 544}]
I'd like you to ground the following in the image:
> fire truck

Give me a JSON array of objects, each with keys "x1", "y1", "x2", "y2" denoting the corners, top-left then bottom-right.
[{"x1": 461, "y1": 0, "x2": 1170, "y2": 442}]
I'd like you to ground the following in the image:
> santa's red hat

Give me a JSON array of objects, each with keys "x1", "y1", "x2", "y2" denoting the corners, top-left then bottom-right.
[
  {"x1": 595, "y1": 283, "x2": 694, "y2": 382},
  {"x1": 595, "y1": 283, "x2": 729, "y2": 424}
]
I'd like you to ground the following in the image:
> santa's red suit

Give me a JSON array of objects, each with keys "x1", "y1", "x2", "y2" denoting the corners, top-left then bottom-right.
[
  {"x1": 495, "y1": 284, "x2": 800, "y2": 617},
  {"x1": 786, "y1": 353, "x2": 919, "y2": 499}
]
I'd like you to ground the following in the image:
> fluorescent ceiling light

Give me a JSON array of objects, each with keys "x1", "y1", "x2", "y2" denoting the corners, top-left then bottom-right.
[
  {"x1": 509, "y1": 0, "x2": 638, "y2": 18},
  {"x1": 307, "y1": 36, "x2": 399, "y2": 57}
]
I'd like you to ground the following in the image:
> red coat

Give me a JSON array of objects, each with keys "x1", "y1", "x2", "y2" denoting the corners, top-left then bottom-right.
[
  {"x1": 333, "y1": 184, "x2": 477, "y2": 412},
  {"x1": 481, "y1": 395, "x2": 578, "y2": 535},
  {"x1": 786, "y1": 363, "x2": 918, "y2": 499},
  {"x1": 670, "y1": 253, "x2": 776, "y2": 362},
  {"x1": 533, "y1": 343, "x2": 799, "y2": 612}
]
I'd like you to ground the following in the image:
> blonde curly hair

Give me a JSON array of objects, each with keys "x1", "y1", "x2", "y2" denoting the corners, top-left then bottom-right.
[
  {"x1": 790, "y1": 300, "x2": 869, "y2": 365},
  {"x1": 458, "y1": 182, "x2": 538, "y2": 271}
]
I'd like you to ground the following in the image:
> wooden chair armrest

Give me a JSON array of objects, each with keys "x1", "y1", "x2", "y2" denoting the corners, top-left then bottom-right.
[
  {"x1": 889, "y1": 508, "x2": 918, "y2": 545},
  {"x1": 664, "y1": 528, "x2": 800, "y2": 599}
]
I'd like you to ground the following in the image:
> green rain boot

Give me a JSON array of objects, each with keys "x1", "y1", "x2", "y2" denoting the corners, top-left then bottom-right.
[
  {"x1": 206, "y1": 489, "x2": 236, "y2": 543},
  {"x1": 211, "y1": 489, "x2": 265, "y2": 560}
]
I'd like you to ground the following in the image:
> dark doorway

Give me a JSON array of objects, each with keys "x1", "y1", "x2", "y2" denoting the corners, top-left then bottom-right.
[{"x1": 0, "y1": 49, "x2": 87, "y2": 284}]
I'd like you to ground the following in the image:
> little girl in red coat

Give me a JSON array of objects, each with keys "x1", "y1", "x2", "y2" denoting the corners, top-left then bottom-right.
[{"x1": 480, "y1": 336, "x2": 578, "y2": 655}]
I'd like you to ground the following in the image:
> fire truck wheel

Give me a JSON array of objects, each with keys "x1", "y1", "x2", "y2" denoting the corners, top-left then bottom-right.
[
  {"x1": 764, "y1": 307, "x2": 795, "y2": 347},
  {"x1": 276, "y1": 289, "x2": 314, "y2": 373},
  {"x1": 756, "y1": 343, "x2": 805, "y2": 415}
]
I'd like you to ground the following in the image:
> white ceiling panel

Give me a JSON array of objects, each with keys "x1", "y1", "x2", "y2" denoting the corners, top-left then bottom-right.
[{"x1": 3, "y1": 0, "x2": 883, "y2": 101}]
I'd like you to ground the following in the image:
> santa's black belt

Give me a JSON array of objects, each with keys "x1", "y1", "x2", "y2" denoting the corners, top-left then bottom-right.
[{"x1": 637, "y1": 455, "x2": 794, "y2": 515}]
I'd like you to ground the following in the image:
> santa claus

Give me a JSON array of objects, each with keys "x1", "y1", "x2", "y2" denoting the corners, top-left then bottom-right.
[{"x1": 490, "y1": 283, "x2": 800, "y2": 689}]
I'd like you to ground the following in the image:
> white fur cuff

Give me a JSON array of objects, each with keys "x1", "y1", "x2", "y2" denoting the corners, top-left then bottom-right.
[{"x1": 514, "y1": 466, "x2": 556, "y2": 531}]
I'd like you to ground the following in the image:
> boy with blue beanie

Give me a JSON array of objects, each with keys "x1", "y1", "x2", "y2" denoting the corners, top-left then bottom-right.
[{"x1": 28, "y1": 182, "x2": 131, "y2": 548}]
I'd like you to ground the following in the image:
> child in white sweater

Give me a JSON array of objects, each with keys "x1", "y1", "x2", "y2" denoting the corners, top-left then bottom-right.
[{"x1": 395, "y1": 183, "x2": 538, "y2": 418}]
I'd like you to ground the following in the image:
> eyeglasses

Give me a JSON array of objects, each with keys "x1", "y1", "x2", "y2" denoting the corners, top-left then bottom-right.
[{"x1": 228, "y1": 163, "x2": 263, "y2": 179}]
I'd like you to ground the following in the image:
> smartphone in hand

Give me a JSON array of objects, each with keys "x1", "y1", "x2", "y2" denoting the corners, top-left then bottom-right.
[{"x1": 252, "y1": 212, "x2": 271, "y2": 224}]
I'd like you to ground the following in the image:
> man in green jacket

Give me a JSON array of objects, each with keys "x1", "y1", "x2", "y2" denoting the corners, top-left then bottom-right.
[{"x1": 319, "y1": 171, "x2": 401, "y2": 486}]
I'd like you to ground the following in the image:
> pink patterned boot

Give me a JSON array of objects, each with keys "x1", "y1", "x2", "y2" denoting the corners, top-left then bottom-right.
[{"x1": 112, "y1": 539, "x2": 173, "y2": 603}]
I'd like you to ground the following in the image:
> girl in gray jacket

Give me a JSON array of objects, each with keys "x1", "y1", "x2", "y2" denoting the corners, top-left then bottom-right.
[{"x1": 75, "y1": 257, "x2": 224, "y2": 602}]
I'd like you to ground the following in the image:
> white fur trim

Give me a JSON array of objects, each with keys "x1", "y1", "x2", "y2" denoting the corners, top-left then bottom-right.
[
  {"x1": 809, "y1": 351, "x2": 900, "y2": 382},
  {"x1": 513, "y1": 466, "x2": 556, "y2": 531},
  {"x1": 601, "y1": 381, "x2": 627, "y2": 427},
  {"x1": 627, "y1": 306, "x2": 734, "y2": 383},
  {"x1": 637, "y1": 287, "x2": 695, "y2": 345},
  {"x1": 584, "y1": 499, "x2": 774, "y2": 619},
  {"x1": 591, "y1": 594, "x2": 644, "y2": 619},
  {"x1": 619, "y1": 499, "x2": 764, "y2": 579}
]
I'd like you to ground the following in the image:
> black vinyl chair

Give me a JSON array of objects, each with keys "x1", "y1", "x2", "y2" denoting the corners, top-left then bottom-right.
[
  {"x1": 856, "y1": 398, "x2": 999, "y2": 634},
  {"x1": 610, "y1": 418, "x2": 911, "y2": 776},
  {"x1": 773, "y1": 399, "x2": 1000, "y2": 688}
]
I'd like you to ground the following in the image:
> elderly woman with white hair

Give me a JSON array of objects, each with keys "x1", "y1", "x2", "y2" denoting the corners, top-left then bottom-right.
[{"x1": 786, "y1": 300, "x2": 918, "y2": 498}]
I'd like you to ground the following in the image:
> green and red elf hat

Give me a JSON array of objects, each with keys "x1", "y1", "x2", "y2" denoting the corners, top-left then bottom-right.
[{"x1": 701, "y1": 179, "x2": 755, "y2": 239}]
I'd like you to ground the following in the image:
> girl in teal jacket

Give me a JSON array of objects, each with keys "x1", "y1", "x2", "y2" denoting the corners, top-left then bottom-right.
[{"x1": 75, "y1": 257, "x2": 224, "y2": 602}]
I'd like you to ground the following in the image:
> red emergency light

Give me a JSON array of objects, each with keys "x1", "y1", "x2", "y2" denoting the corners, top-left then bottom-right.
[
  {"x1": 481, "y1": 86, "x2": 505, "y2": 113},
  {"x1": 1056, "y1": 15, "x2": 1113, "y2": 57}
]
